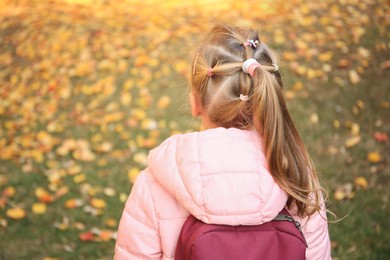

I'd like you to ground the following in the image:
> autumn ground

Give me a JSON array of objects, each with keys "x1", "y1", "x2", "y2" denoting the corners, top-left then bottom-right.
[{"x1": 0, "y1": 0, "x2": 389, "y2": 259}]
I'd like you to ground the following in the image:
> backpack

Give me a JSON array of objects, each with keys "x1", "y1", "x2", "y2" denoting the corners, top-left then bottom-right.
[{"x1": 174, "y1": 209, "x2": 307, "y2": 260}]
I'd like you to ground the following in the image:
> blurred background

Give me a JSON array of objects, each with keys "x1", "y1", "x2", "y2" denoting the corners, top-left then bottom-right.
[{"x1": 0, "y1": 0, "x2": 388, "y2": 259}]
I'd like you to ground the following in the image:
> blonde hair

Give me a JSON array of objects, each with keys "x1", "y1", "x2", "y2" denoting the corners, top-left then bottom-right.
[{"x1": 191, "y1": 24, "x2": 323, "y2": 217}]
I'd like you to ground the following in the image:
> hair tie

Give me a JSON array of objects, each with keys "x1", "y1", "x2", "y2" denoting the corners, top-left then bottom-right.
[
  {"x1": 272, "y1": 63, "x2": 279, "y2": 72},
  {"x1": 243, "y1": 39, "x2": 259, "y2": 48},
  {"x1": 207, "y1": 68, "x2": 213, "y2": 77},
  {"x1": 242, "y1": 58, "x2": 261, "y2": 77},
  {"x1": 239, "y1": 94, "x2": 249, "y2": 101}
]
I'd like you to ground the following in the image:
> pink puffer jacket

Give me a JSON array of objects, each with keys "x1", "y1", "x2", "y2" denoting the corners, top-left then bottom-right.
[{"x1": 115, "y1": 128, "x2": 331, "y2": 259}]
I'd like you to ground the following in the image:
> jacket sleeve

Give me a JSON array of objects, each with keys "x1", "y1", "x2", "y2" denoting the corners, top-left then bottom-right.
[
  {"x1": 299, "y1": 202, "x2": 332, "y2": 260},
  {"x1": 114, "y1": 170, "x2": 162, "y2": 260}
]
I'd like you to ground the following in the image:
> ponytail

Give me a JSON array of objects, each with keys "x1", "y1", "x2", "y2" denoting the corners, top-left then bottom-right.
[{"x1": 252, "y1": 68, "x2": 321, "y2": 217}]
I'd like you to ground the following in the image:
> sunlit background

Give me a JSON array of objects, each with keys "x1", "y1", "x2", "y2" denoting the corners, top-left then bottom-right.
[{"x1": 0, "y1": 0, "x2": 389, "y2": 259}]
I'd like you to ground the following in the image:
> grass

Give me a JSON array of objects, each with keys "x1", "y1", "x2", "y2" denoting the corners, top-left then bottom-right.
[{"x1": 0, "y1": 0, "x2": 389, "y2": 259}]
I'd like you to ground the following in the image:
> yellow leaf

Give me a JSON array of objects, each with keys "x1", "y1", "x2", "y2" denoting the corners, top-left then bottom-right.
[
  {"x1": 67, "y1": 165, "x2": 82, "y2": 175},
  {"x1": 30, "y1": 149, "x2": 44, "y2": 163},
  {"x1": 310, "y1": 113, "x2": 319, "y2": 124},
  {"x1": 157, "y1": 96, "x2": 171, "y2": 109},
  {"x1": 120, "y1": 93, "x2": 132, "y2": 106},
  {"x1": 96, "y1": 142, "x2": 113, "y2": 153},
  {"x1": 128, "y1": 168, "x2": 140, "y2": 183},
  {"x1": 73, "y1": 174, "x2": 86, "y2": 184},
  {"x1": 32, "y1": 203, "x2": 47, "y2": 214},
  {"x1": 90, "y1": 198, "x2": 106, "y2": 209},
  {"x1": 2, "y1": 186, "x2": 15, "y2": 198},
  {"x1": 350, "y1": 123, "x2": 360, "y2": 135},
  {"x1": 174, "y1": 60, "x2": 187, "y2": 74},
  {"x1": 0, "y1": 218, "x2": 7, "y2": 228},
  {"x1": 141, "y1": 119, "x2": 157, "y2": 130},
  {"x1": 345, "y1": 136, "x2": 361, "y2": 148},
  {"x1": 6, "y1": 207, "x2": 26, "y2": 220},
  {"x1": 123, "y1": 79, "x2": 134, "y2": 90},
  {"x1": 103, "y1": 187, "x2": 116, "y2": 197},
  {"x1": 333, "y1": 120, "x2": 341, "y2": 129},
  {"x1": 105, "y1": 218, "x2": 117, "y2": 227},
  {"x1": 367, "y1": 152, "x2": 381, "y2": 163},
  {"x1": 319, "y1": 51, "x2": 333, "y2": 62},
  {"x1": 119, "y1": 193, "x2": 128, "y2": 203},
  {"x1": 103, "y1": 112, "x2": 124, "y2": 124},
  {"x1": 354, "y1": 177, "x2": 368, "y2": 189},
  {"x1": 349, "y1": 70, "x2": 361, "y2": 84},
  {"x1": 334, "y1": 190, "x2": 345, "y2": 201}
]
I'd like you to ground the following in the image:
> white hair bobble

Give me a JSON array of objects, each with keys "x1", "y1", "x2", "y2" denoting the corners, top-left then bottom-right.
[
  {"x1": 239, "y1": 94, "x2": 249, "y2": 101},
  {"x1": 272, "y1": 63, "x2": 279, "y2": 71},
  {"x1": 242, "y1": 58, "x2": 261, "y2": 77}
]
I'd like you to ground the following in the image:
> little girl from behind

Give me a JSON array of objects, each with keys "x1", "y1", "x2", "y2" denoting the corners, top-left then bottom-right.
[{"x1": 115, "y1": 24, "x2": 331, "y2": 260}]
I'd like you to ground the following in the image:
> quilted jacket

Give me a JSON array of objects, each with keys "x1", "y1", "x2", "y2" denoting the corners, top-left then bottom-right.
[{"x1": 115, "y1": 127, "x2": 331, "y2": 259}]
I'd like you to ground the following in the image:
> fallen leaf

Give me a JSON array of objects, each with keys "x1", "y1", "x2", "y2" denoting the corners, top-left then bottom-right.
[
  {"x1": 0, "y1": 218, "x2": 7, "y2": 228},
  {"x1": 374, "y1": 132, "x2": 388, "y2": 142},
  {"x1": 90, "y1": 198, "x2": 106, "y2": 209},
  {"x1": 354, "y1": 177, "x2": 368, "y2": 189},
  {"x1": 6, "y1": 207, "x2": 26, "y2": 220},
  {"x1": 35, "y1": 187, "x2": 53, "y2": 203},
  {"x1": 310, "y1": 113, "x2": 319, "y2": 124},
  {"x1": 73, "y1": 174, "x2": 86, "y2": 184},
  {"x1": 334, "y1": 183, "x2": 355, "y2": 201},
  {"x1": 103, "y1": 187, "x2": 116, "y2": 197},
  {"x1": 2, "y1": 186, "x2": 15, "y2": 198},
  {"x1": 345, "y1": 136, "x2": 361, "y2": 148},
  {"x1": 157, "y1": 96, "x2": 171, "y2": 109},
  {"x1": 128, "y1": 167, "x2": 140, "y2": 183},
  {"x1": 32, "y1": 203, "x2": 47, "y2": 214},
  {"x1": 349, "y1": 70, "x2": 361, "y2": 84},
  {"x1": 367, "y1": 152, "x2": 381, "y2": 163},
  {"x1": 98, "y1": 230, "x2": 113, "y2": 241},
  {"x1": 64, "y1": 198, "x2": 83, "y2": 209},
  {"x1": 79, "y1": 231, "x2": 94, "y2": 241},
  {"x1": 350, "y1": 123, "x2": 360, "y2": 135},
  {"x1": 119, "y1": 193, "x2": 128, "y2": 203},
  {"x1": 105, "y1": 218, "x2": 117, "y2": 227}
]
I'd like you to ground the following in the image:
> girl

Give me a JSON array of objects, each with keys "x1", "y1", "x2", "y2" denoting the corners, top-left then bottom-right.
[{"x1": 115, "y1": 25, "x2": 331, "y2": 260}]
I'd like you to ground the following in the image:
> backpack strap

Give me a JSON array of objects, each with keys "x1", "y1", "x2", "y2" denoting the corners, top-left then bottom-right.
[{"x1": 273, "y1": 209, "x2": 308, "y2": 248}]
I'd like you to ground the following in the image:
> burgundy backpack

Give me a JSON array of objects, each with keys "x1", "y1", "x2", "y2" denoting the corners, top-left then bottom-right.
[{"x1": 175, "y1": 209, "x2": 307, "y2": 260}]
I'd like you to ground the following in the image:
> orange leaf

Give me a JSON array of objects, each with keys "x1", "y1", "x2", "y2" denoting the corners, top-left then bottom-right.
[
  {"x1": 35, "y1": 187, "x2": 53, "y2": 204},
  {"x1": 2, "y1": 186, "x2": 15, "y2": 198},
  {"x1": 367, "y1": 152, "x2": 381, "y2": 163},
  {"x1": 105, "y1": 218, "x2": 117, "y2": 228},
  {"x1": 98, "y1": 230, "x2": 113, "y2": 241},
  {"x1": 90, "y1": 198, "x2": 106, "y2": 209},
  {"x1": 354, "y1": 177, "x2": 368, "y2": 189},
  {"x1": 64, "y1": 199, "x2": 83, "y2": 209}
]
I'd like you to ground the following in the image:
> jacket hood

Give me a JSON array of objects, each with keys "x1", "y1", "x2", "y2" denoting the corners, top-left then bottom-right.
[{"x1": 148, "y1": 127, "x2": 287, "y2": 225}]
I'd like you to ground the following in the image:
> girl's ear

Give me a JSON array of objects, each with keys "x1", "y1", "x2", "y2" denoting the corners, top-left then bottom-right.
[{"x1": 189, "y1": 92, "x2": 202, "y2": 116}]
